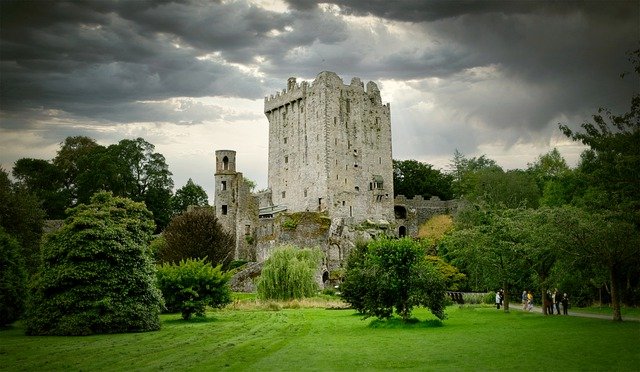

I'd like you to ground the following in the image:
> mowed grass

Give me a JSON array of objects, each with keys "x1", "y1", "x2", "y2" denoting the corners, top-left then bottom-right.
[{"x1": 1, "y1": 304, "x2": 639, "y2": 371}]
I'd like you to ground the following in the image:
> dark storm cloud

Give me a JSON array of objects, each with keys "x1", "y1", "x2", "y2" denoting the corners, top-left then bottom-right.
[{"x1": 0, "y1": 0, "x2": 295, "y2": 127}]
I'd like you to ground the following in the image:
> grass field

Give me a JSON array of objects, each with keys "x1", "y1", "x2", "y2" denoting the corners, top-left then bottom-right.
[{"x1": 1, "y1": 302, "x2": 639, "y2": 371}]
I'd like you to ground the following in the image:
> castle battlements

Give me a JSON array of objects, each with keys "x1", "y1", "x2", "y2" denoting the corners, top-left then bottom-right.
[{"x1": 264, "y1": 78, "x2": 307, "y2": 113}]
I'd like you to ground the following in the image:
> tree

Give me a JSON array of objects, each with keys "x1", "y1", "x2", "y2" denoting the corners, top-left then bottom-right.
[
  {"x1": 527, "y1": 148, "x2": 570, "y2": 191},
  {"x1": 171, "y1": 178, "x2": 209, "y2": 215},
  {"x1": 0, "y1": 227, "x2": 27, "y2": 326},
  {"x1": 552, "y1": 206, "x2": 640, "y2": 321},
  {"x1": 12, "y1": 158, "x2": 67, "y2": 219},
  {"x1": 52, "y1": 136, "x2": 103, "y2": 207},
  {"x1": 341, "y1": 238, "x2": 446, "y2": 321},
  {"x1": 25, "y1": 192, "x2": 164, "y2": 335},
  {"x1": 393, "y1": 159, "x2": 454, "y2": 200},
  {"x1": 109, "y1": 138, "x2": 174, "y2": 230},
  {"x1": 450, "y1": 151, "x2": 503, "y2": 199},
  {"x1": 444, "y1": 206, "x2": 533, "y2": 310},
  {"x1": 156, "y1": 258, "x2": 231, "y2": 320},
  {"x1": 158, "y1": 207, "x2": 234, "y2": 267},
  {"x1": 0, "y1": 169, "x2": 45, "y2": 274},
  {"x1": 256, "y1": 245, "x2": 323, "y2": 301}
]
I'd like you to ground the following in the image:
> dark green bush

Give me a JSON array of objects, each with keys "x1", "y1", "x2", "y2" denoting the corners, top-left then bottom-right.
[
  {"x1": 341, "y1": 238, "x2": 447, "y2": 321},
  {"x1": 158, "y1": 207, "x2": 234, "y2": 268},
  {"x1": 156, "y1": 258, "x2": 232, "y2": 320},
  {"x1": 24, "y1": 192, "x2": 164, "y2": 335},
  {"x1": 256, "y1": 245, "x2": 322, "y2": 301},
  {"x1": 0, "y1": 228, "x2": 27, "y2": 325}
]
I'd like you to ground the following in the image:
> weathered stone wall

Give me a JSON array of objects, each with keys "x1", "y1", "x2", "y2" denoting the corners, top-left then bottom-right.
[
  {"x1": 394, "y1": 195, "x2": 458, "y2": 238},
  {"x1": 264, "y1": 71, "x2": 394, "y2": 224}
]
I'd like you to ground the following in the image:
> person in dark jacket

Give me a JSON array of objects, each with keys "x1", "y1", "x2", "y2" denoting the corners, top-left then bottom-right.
[{"x1": 561, "y1": 293, "x2": 569, "y2": 315}]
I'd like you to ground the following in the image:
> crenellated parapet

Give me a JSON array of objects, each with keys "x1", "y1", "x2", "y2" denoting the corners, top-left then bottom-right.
[
  {"x1": 395, "y1": 195, "x2": 458, "y2": 210},
  {"x1": 264, "y1": 77, "x2": 308, "y2": 113}
]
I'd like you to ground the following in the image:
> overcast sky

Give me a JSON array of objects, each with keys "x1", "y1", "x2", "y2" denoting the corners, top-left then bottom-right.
[{"x1": 1, "y1": 0, "x2": 638, "y2": 200}]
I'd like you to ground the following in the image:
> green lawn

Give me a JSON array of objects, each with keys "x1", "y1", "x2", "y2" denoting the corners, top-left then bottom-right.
[{"x1": 1, "y1": 305, "x2": 639, "y2": 371}]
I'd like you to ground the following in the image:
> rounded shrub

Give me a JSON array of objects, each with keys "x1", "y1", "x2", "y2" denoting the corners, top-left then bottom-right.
[
  {"x1": 156, "y1": 258, "x2": 232, "y2": 320},
  {"x1": 24, "y1": 192, "x2": 164, "y2": 335}
]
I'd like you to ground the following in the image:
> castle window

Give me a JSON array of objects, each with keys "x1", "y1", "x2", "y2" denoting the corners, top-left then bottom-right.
[
  {"x1": 284, "y1": 137, "x2": 287, "y2": 144},
  {"x1": 379, "y1": 157, "x2": 382, "y2": 164},
  {"x1": 342, "y1": 201, "x2": 345, "y2": 206},
  {"x1": 355, "y1": 186, "x2": 360, "y2": 192},
  {"x1": 334, "y1": 117, "x2": 337, "y2": 126},
  {"x1": 354, "y1": 163, "x2": 358, "y2": 168},
  {"x1": 221, "y1": 181, "x2": 227, "y2": 191},
  {"x1": 223, "y1": 156, "x2": 229, "y2": 170},
  {"x1": 301, "y1": 105, "x2": 304, "y2": 113},
  {"x1": 282, "y1": 191, "x2": 286, "y2": 199},
  {"x1": 372, "y1": 175, "x2": 384, "y2": 190},
  {"x1": 375, "y1": 117, "x2": 380, "y2": 126},
  {"x1": 285, "y1": 156, "x2": 288, "y2": 164},
  {"x1": 304, "y1": 189, "x2": 307, "y2": 197},
  {"x1": 346, "y1": 99, "x2": 350, "y2": 113},
  {"x1": 245, "y1": 225, "x2": 251, "y2": 235},
  {"x1": 221, "y1": 205, "x2": 228, "y2": 215}
]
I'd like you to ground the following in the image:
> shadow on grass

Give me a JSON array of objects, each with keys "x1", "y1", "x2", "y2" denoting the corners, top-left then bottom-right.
[
  {"x1": 368, "y1": 317, "x2": 443, "y2": 329},
  {"x1": 164, "y1": 316, "x2": 219, "y2": 325}
]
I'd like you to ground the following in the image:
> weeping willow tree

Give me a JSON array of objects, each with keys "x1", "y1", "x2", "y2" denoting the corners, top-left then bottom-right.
[{"x1": 256, "y1": 245, "x2": 323, "y2": 301}]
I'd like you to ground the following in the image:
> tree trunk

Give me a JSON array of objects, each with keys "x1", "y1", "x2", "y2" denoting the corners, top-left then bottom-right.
[
  {"x1": 503, "y1": 284, "x2": 510, "y2": 312},
  {"x1": 610, "y1": 268, "x2": 622, "y2": 321},
  {"x1": 539, "y1": 274, "x2": 548, "y2": 315}
]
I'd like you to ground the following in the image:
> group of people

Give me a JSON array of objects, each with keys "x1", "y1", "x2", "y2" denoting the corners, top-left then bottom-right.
[
  {"x1": 544, "y1": 289, "x2": 570, "y2": 315},
  {"x1": 494, "y1": 289, "x2": 569, "y2": 315},
  {"x1": 519, "y1": 289, "x2": 569, "y2": 315}
]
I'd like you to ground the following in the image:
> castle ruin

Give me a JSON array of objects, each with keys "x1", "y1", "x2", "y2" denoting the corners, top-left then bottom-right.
[{"x1": 215, "y1": 72, "x2": 455, "y2": 289}]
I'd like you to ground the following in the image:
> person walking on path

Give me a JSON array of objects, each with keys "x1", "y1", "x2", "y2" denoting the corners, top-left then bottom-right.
[
  {"x1": 527, "y1": 291, "x2": 534, "y2": 311},
  {"x1": 553, "y1": 289, "x2": 561, "y2": 315},
  {"x1": 495, "y1": 290, "x2": 501, "y2": 310},
  {"x1": 561, "y1": 293, "x2": 569, "y2": 315},
  {"x1": 522, "y1": 290, "x2": 527, "y2": 311}
]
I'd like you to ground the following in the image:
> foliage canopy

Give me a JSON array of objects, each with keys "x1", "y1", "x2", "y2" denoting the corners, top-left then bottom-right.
[
  {"x1": 341, "y1": 238, "x2": 447, "y2": 321},
  {"x1": 256, "y1": 245, "x2": 323, "y2": 301},
  {"x1": 25, "y1": 192, "x2": 164, "y2": 335},
  {"x1": 158, "y1": 207, "x2": 234, "y2": 267},
  {"x1": 156, "y1": 258, "x2": 231, "y2": 320}
]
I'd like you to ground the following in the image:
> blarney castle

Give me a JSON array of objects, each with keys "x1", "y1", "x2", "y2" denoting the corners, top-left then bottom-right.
[{"x1": 215, "y1": 72, "x2": 455, "y2": 290}]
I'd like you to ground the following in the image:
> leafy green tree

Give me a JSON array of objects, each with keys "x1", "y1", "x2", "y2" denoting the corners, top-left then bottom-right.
[
  {"x1": 341, "y1": 238, "x2": 446, "y2": 321},
  {"x1": 25, "y1": 192, "x2": 164, "y2": 335},
  {"x1": 450, "y1": 151, "x2": 503, "y2": 199},
  {"x1": 0, "y1": 169, "x2": 45, "y2": 274},
  {"x1": 340, "y1": 241, "x2": 369, "y2": 313},
  {"x1": 393, "y1": 159, "x2": 454, "y2": 200},
  {"x1": 12, "y1": 158, "x2": 67, "y2": 219},
  {"x1": 256, "y1": 245, "x2": 323, "y2": 301},
  {"x1": 171, "y1": 178, "x2": 209, "y2": 215},
  {"x1": 0, "y1": 227, "x2": 27, "y2": 325},
  {"x1": 156, "y1": 258, "x2": 231, "y2": 320},
  {"x1": 552, "y1": 206, "x2": 640, "y2": 321},
  {"x1": 52, "y1": 136, "x2": 103, "y2": 206},
  {"x1": 158, "y1": 207, "x2": 234, "y2": 267},
  {"x1": 444, "y1": 206, "x2": 533, "y2": 310},
  {"x1": 527, "y1": 148, "x2": 570, "y2": 191},
  {"x1": 108, "y1": 138, "x2": 174, "y2": 230}
]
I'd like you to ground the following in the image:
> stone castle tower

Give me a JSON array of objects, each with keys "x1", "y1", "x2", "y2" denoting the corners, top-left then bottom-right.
[
  {"x1": 263, "y1": 71, "x2": 394, "y2": 223},
  {"x1": 213, "y1": 150, "x2": 257, "y2": 261}
]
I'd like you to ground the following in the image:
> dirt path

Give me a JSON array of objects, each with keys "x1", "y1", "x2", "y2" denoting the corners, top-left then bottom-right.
[{"x1": 508, "y1": 304, "x2": 640, "y2": 322}]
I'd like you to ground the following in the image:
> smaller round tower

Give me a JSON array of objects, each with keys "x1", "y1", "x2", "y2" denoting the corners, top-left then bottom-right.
[{"x1": 214, "y1": 150, "x2": 238, "y2": 243}]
